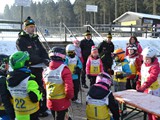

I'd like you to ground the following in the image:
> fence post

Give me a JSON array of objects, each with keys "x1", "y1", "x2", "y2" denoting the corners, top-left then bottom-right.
[
  {"x1": 131, "y1": 24, "x2": 133, "y2": 36},
  {"x1": 109, "y1": 23, "x2": 112, "y2": 32},
  {"x1": 64, "y1": 27, "x2": 67, "y2": 42},
  {"x1": 20, "y1": 6, "x2": 23, "y2": 30},
  {"x1": 59, "y1": 22, "x2": 62, "y2": 40},
  {"x1": 110, "y1": 23, "x2": 112, "y2": 33},
  {"x1": 145, "y1": 25, "x2": 148, "y2": 38}
]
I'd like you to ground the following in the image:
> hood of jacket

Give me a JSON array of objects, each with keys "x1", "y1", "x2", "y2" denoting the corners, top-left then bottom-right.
[
  {"x1": 7, "y1": 69, "x2": 31, "y2": 87},
  {"x1": 88, "y1": 82, "x2": 110, "y2": 99}
]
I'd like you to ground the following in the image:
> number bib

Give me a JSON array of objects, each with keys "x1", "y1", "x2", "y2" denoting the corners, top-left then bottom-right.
[
  {"x1": 43, "y1": 64, "x2": 66, "y2": 99},
  {"x1": 114, "y1": 65, "x2": 122, "y2": 73},
  {"x1": 141, "y1": 64, "x2": 160, "y2": 90},
  {"x1": 90, "y1": 59, "x2": 100, "y2": 74},
  {"x1": 126, "y1": 57, "x2": 136, "y2": 74},
  {"x1": 86, "y1": 95, "x2": 110, "y2": 120},
  {"x1": 8, "y1": 77, "x2": 39, "y2": 115},
  {"x1": 68, "y1": 57, "x2": 77, "y2": 73},
  {"x1": 113, "y1": 62, "x2": 128, "y2": 82}
]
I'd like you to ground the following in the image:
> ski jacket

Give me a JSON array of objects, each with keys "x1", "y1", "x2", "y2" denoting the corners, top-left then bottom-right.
[
  {"x1": 80, "y1": 38, "x2": 95, "y2": 62},
  {"x1": 126, "y1": 54, "x2": 142, "y2": 79},
  {"x1": 113, "y1": 59, "x2": 131, "y2": 82},
  {"x1": 16, "y1": 30, "x2": 49, "y2": 66},
  {"x1": 98, "y1": 40, "x2": 114, "y2": 65},
  {"x1": 139, "y1": 58, "x2": 160, "y2": 94},
  {"x1": 75, "y1": 46, "x2": 84, "y2": 63},
  {"x1": 65, "y1": 55, "x2": 82, "y2": 80},
  {"x1": 86, "y1": 82, "x2": 119, "y2": 120},
  {"x1": 42, "y1": 61, "x2": 74, "y2": 111},
  {"x1": 0, "y1": 71, "x2": 15, "y2": 119},
  {"x1": 86, "y1": 56, "x2": 103, "y2": 76},
  {"x1": 7, "y1": 68, "x2": 42, "y2": 116}
]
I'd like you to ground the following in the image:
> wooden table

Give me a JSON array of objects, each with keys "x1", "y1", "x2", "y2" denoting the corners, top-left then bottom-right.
[{"x1": 113, "y1": 90, "x2": 160, "y2": 120}]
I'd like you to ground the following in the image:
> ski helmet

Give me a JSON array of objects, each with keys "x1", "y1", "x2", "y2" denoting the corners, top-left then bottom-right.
[
  {"x1": 142, "y1": 46, "x2": 156, "y2": 58},
  {"x1": 66, "y1": 44, "x2": 75, "y2": 52},
  {"x1": 127, "y1": 44, "x2": 137, "y2": 55},
  {"x1": 9, "y1": 51, "x2": 30, "y2": 70},
  {"x1": 66, "y1": 44, "x2": 75, "y2": 56},
  {"x1": 0, "y1": 54, "x2": 9, "y2": 71},
  {"x1": 113, "y1": 48, "x2": 125, "y2": 61},
  {"x1": 127, "y1": 44, "x2": 137, "y2": 50},
  {"x1": 48, "y1": 47, "x2": 66, "y2": 61},
  {"x1": 96, "y1": 72, "x2": 112, "y2": 87}
]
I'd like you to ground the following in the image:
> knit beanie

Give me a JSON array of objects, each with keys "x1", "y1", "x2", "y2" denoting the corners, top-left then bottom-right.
[
  {"x1": 23, "y1": 16, "x2": 35, "y2": 27},
  {"x1": 107, "y1": 32, "x2": 112, "y2": 38},
  {"x1": 91, "y1": 46, "x2": 98, "y2": 54},
  {"x1": 84, "y1": 30, "x2": 91, "y2": 36}
]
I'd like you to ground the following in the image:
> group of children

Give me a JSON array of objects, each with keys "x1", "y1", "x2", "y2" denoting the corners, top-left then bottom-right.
[{"x1": 0, "y1": 35, "x2": 160, "y2": 120}]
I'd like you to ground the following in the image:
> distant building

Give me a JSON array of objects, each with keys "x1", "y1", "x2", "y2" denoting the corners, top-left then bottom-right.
[{"x1": 113, "y1": 11, "x2": 160, "y2": 37}]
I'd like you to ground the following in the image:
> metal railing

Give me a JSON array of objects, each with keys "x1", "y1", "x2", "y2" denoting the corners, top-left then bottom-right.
[{"x1": 1, "y1": 20, "x2": 160, "y2": 39}]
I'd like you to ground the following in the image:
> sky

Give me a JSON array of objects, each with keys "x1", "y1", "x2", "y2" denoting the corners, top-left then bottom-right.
[{"x1": 0, "y1": 0, "x2": 75, "y2": 14}]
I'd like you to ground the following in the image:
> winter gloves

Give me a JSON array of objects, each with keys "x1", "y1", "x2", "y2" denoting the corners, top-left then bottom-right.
[
  {"x1": 107, "y1": 69, "x2": 114, "y2": 75},
  {"x1": 73, "y1": 67, "x2": 81, "y2": 74},
  {"x1": 87, "y1": 74, "x2": 91, "y2": 79},
  {"x1": 136, "y1": 81, "x2": 149, "y2": 92},
  {"x1": 136, "y1": 81, "x2": 141, "y2": 90},
  {"x1": 115, "y1": 73, "x2": 124, "y2": 79}
]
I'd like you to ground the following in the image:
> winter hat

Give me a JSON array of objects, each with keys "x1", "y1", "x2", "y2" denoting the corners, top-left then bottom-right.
[
  {"x1": 107, "y1": 32, "x2": 112, "y2": 38},
  {"x1": 142, "y1": 46, "x2": 156, "y2": 58},
  {"x1": 84, "y1": 30, "x2": 91, "y2": 36},
  {"x1": 127, "y1": 44, "x2": 137, "y2": 50},
  {"x1": 91, "y1": 46, "x2": 98, "y2": 54},
  {"x1": 23, "y1": 16, "x2": 35, "y2": 27},
  {"x1": 96, "y1": 72, "x2": 112, "y2": 87}
]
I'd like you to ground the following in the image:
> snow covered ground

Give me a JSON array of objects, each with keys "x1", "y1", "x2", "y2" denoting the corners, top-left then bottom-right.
[{"x1": 1, "y1": 36, "x2": 160, "y2": 56}]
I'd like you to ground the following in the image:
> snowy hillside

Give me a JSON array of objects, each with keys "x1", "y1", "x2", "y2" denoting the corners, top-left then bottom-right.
[{"x1": 0, "y1": 36, "x2": 160, "y2": 56}]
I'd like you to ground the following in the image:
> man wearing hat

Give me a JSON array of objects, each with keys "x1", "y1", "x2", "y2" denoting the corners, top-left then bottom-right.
[
  {"x1": 80, "y1": 30, "x2": 95, "y2": 88},
  {"x1": 16, "y1": 16, "x2": 49, "y2": 117},
  {"x1": 98, "y1": 32, "x2": 115, "y2": 75}
]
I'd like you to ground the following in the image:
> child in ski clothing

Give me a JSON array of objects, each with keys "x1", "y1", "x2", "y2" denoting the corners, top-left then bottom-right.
[
  {"x1": 7, "y1": 51, "x2": 42, "y2": 120},
  {"x1": 65, "y1": 44, "x2": 82, "y2": 103},
  {"x1": 126, "y1": 36, "x2": 142, "y2": 56},
  {"x1": 86, "y1": 46, "x2": 103, "y2": 86},
  {"x1": 113, "y1": 48, "x2": 131, "y2": 92},
  {"x1": 136, "y1": 46, "x2": 160, "y2": 120},
  {"x1": 42, "y1": 47, "x2": 74, "y2": 120},
  {"x1": 73, "y1": 39, "x2": 84, "y2": 64},
  {"x1": 126, "y1": 44, "x2": 143, "y2": 89},
  {"x1": 0, "y1": 54, "x2": 15, "y2": 120},
  {"x1": 86, "y1": 72, "x2": 120, "y2": 120}
]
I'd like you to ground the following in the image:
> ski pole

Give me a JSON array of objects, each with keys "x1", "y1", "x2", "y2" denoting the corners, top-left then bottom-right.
[{"x1": 79, "y1": 73, "x2": 83, "y2": 104}]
